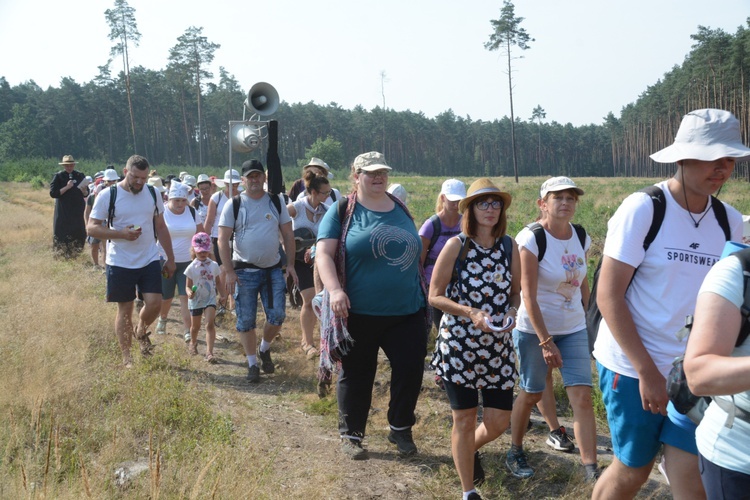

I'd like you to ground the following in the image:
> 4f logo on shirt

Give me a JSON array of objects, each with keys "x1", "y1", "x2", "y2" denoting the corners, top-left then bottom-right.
[{"x1": 689, "y1": 242, "x2": 700, "y2": 250}]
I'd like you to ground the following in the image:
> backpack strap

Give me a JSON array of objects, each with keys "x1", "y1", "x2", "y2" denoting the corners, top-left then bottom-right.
[
  {"x1": 270, "y1": 192, "x2": 282, "y2": 215},
  {"x1": 107, "y1": 185, "x2": 117, "y2": 228},
  {"x1": 572, "y1": 223, "x2": 586, "y2": 250},
  {"x1": 450, "y1": 233, "x2": 472, "y2": 287},
  {"x1": 330, "y1": 190, "x2": 337, "y2": 202},
  {"x1": 501, "y1": 234, "x2": 513, "y2": 269},
  {"x1": 711, "y1": 196, "x2": 731, "y2": 241},
  {"x1": 189, "y1": 206, "x2": 196, "y2": 222},
  {"x1": 424, "y1": 214, "x2": 443, "y2": 266},
  {"x1": 640, "y1": 185, "x2": 665, "y2": 251},
  {"x1": 734, "y1": 248, "x2": 750, "y2": 346},
  {"x1": 528, "y1": 222, "x2": 546, "y2": 261}
]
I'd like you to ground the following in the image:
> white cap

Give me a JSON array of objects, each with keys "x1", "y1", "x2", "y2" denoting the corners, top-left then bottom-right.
[
  {"x1": 540, "y1": 176, "x2": 584, "y2": 198},
  {"x1": 440, "y1": 179, "x2": 466, "y2": 201},
  {"x1": 196, "y1": 174, "x2": 211, "y2": 185}
]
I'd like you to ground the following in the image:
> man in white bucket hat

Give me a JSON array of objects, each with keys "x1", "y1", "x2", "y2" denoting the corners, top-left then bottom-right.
[
  {"x1": 203, "y1": 169, "x2": 242, "y2": 315},
  {"x1": 592, "y1": 109, "x2": 750, "y2": 499}
]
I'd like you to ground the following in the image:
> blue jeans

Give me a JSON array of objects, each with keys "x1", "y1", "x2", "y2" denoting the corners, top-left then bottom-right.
[{"x1": 234, "y1": 268, "x2": 286, "y2": 332}]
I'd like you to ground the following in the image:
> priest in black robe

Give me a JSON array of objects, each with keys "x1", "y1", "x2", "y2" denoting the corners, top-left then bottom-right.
[{"x1": 49, "y1": 155, "x2": 88, "y2": 258}]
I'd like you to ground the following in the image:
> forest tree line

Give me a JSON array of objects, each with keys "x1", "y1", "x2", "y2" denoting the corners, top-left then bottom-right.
[{"x1": 1, "y1": 20, "x2": 749, "y2": 179}]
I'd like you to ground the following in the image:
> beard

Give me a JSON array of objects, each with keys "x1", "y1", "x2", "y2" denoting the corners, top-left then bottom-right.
[{"x1": 128, "y1": 181, "x2": 144, "y2": 194}]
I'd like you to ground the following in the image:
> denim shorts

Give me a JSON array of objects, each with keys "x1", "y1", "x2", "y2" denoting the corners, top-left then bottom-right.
[
  {"x1": 513, "y1": 328, "x2": 592, "y2": 393},
  {"x1": 161, "y1": 261, "x2": 189, "y2": 300},
  {"x1": 234, "y1": 267, "x2": 286, "y2": 332},
  {"x1": 597, "y1": 362, "x2": 697, "y2": 468},
  {"x1": 106, "y1": 260, "x2": 162, "y2": 303}
]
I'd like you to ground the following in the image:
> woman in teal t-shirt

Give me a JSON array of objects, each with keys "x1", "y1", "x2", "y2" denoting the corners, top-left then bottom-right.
[{"x1": 316, "y1": 151, "x2": 427, "y2": 461}]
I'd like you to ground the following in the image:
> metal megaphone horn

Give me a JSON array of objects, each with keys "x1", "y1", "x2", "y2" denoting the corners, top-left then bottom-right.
[{"x1": 243, "y1": 82, "x2": 279, "y2": 116}]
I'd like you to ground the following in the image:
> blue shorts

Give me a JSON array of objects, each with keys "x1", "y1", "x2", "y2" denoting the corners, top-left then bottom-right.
[
  {"x1": 234, "y1": 267, "x2": 286, "y2": 332},
  {"x1": 161, "y1": 261, "x2": 189, "y2": 300},
  {"x1": 513, "y1": 328, "x2": 592, "y2": 393},
  {"x1": 597, "y1": 362, "x2": 697, "y2": 468},
  {"x1": 106, "y1": 260, "x2": 162, "y2": 303}
]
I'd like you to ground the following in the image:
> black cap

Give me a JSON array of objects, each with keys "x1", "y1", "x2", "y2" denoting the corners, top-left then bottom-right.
[{"x1": 241, "y1": 159, "x2": 265, "y2": 176}]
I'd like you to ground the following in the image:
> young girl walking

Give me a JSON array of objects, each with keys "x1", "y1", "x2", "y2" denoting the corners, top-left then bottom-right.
[{"x1": 185, "y1": 232, "x2": 221, "y2": 363}]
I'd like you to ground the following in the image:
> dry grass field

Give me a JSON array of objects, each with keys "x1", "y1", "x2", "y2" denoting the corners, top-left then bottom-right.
[{"x1": 6, "y1": 174, "x2": 743, "y2": 498}]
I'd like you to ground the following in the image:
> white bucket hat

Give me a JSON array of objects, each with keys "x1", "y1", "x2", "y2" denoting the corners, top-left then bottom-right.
[
  {"x1": 540, "y1": 176, "x2": 584, "y2": 198},
  {"x1": 650, "y1": 109, "x2": 750, "y2": 163},
  {"x1": 387, "y1": 183, "x2": 408, "y2": 203},
  {"x1": 102, "y1": 168, "x2": 119, "y2": 181},
  {"x1": 196, "y1": 173, "x2": 211, "y2": 185},
  {"x1": 440, "y1": 179, "x2": 466, "y2": 201},
  {"x1": 168, "y1": 181, "x2": 189, "y2": 200},
  {"x1": 222, "y1": 169, "x2": 241, "y2": 184},
  {"x1": 182, "y1": 174, "x2": 197, "y2": 187}
]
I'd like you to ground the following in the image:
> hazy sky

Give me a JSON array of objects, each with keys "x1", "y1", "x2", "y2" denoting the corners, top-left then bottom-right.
[{"x1": 1, "y1": 0, "x2": 747, "y2": 126}]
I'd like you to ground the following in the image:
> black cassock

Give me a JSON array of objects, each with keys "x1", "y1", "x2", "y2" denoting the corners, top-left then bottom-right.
[{"x1": 49, "y1": 170, "x2": 87, "y2": 257}]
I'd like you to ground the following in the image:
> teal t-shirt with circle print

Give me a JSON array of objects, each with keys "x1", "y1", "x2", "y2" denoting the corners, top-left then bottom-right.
[{"x1": 317, "y1": 199, "x2": 425, "y2": 316}]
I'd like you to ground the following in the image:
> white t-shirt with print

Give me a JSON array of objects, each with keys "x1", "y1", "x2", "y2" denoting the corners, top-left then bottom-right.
[
  {"x1": 515, "y1": 223, "x2": 591, "y2": 335},
  {"x1": 694, "y1": 255, "x2": 750, "y2": 474},
  {"x1": 90, "y1": 184, "x2": 165, "y2": 269},
  {"x1": 184, "y1": 258, "x2": 221, "y2": 310},
  {"x1": 592, "y1": 180, "x2": 743, "y2": 379}
]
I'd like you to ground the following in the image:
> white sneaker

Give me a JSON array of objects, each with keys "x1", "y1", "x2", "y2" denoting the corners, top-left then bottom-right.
[
  {"x1": 184, "y1": 331, "x2": 191, "y2": 343},
  {"x1": 156, "y1": 318, "x2": 167, "y2": 335}
]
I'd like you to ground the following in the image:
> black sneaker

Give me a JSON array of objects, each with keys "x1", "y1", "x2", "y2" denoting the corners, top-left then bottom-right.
[
  {"x1": 258, "y1": 348, "x2": 275, "y2": 374},
  {"x1": 246, "y1": 365, "x2": 260, "y2": 383},
  {"x1": 467, "y1": 492, "x2": 483, "y2": 500},
  {"x1": 473, "y1": 451, "x2": 485, "y2": 486},
  {"x1": 388, "y1": 428, "x2": 417, "y2": 457},
  {"x1": 546, "y1": 426, "x2": 575, "y2": 452},
  {"x1": 506, "y1": 448, "x2": 534, "y2": 479},
  {"x1": 340, "y1": 438, "x2": 368, "y2": 460}
]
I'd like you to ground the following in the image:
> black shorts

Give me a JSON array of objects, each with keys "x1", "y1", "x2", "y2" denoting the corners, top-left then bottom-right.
[
  {"x1": 294, "y1": 260, "x2": 314, "y2": 291},
  {"x1": 106, "y1": 260, "x2": 162, "y2": 303},
  {"x1": 443, "y1": 380, "x2": 514, "y2": 411}
]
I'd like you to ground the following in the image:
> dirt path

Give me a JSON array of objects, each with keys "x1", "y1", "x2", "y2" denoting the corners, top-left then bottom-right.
[{"x1": 156, "y1": 302, "x2": 671, "y2": 499}]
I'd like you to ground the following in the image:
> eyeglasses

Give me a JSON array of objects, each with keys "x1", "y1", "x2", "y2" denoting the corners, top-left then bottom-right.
[
  {"x1": 318, "y1": 190, "x2": 332, "y2": 196},
  {"x1": 475, "y1": 199, "x2": 503, "y2": 211},
  {"x1": 360, "y1": 169, "x2": 389, "y2": 178}
]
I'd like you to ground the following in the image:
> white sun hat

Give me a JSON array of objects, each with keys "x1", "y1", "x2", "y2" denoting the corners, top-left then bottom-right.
[
  {"x1": 650, "y1": 109, "x2": 750, "y2": 163},
  {"x1": 440, "y1": 179, "x2": 466, "y2": 201}
]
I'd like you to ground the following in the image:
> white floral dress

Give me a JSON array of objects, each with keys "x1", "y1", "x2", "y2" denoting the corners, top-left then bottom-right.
[{"x1": 431, "y1": 238, "x2": 518, "y2": 390}]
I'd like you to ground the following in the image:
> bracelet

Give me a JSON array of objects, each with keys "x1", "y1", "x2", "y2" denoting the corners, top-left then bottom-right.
[
  {"x1": 538, "y1": 336, "x2": 553, "y2": 347},
  {"x1": 508, "y1": 306, "x2": 518, "y2": 314}
]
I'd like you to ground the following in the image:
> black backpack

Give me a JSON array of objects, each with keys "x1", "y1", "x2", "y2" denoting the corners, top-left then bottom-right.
[
  {"x1": 585, "y1": 185, "x2": 730, "y2": 352},
  {"x1": 667, "y1": 248, "x2": 750, "y2": 422},
  {"x1": 527, "y1": 222, "x2": 587, "y2": 262}
]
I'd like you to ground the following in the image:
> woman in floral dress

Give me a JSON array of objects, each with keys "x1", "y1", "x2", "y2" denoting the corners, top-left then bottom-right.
[{"x1": 429, "y1": 178, "x2": 521, "y2": 500}]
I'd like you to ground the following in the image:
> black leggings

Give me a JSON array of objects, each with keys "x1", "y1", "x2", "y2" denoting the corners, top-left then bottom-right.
[{"x1": 337, "y1": 309, "x2": 427, "y2": 439}]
